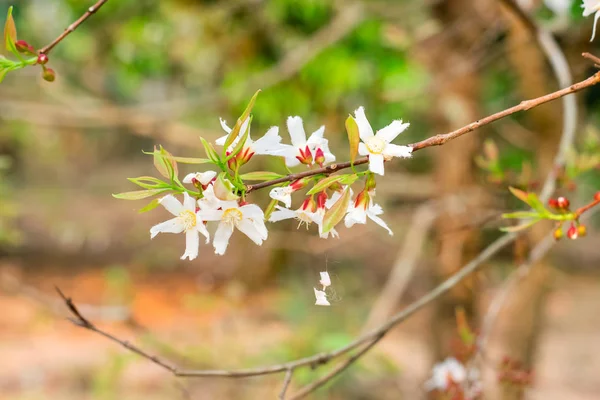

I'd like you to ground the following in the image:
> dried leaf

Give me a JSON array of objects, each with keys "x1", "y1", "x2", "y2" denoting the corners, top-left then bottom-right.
[
  {"x1": 4, "y1": 7, "x2": 17, "y2": 53},
  {"x1": 345, "y1": 115, "x2": 360, "y2": 164},
  {"x1": 508, "y1": 186, "x2": 529, "y2": 205}
]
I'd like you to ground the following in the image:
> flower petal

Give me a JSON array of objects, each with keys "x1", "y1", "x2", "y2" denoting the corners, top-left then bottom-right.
[
  {"x1": 150, "y1": 217, "x2": 184, "y2": 238},
  {"x1": 591, "y1": 11, "x2": 600, "y2": 41},
  {"x1": 213, "y1": 222, "x2": 234, "y2": 255},
  {"x1": 344, "y1": 207, "x2": 367, "y2": 228},
  {"x1": 287, "y1": 116, "x2": 307, "y2": 146},
  {"x1": 183, "y1": 173, "x2": 196, "y2": 184},
  {"x1": 306, "y1": 125, "x2": 325, "y2": 146},
  {"x1": 196, "y1": 209, "x2": 224, "y2": 221},
  {"x1": 197, "y1": 221, "x2": 210, "y2": 243},
  {"x1": 269, "y1": 187, "x2": 292, "y2": 208},
  {"x1": 314, "y1": 288, "x2": 330, "y2": 306},
  {"x1": 240, "y1": 204, "x2": 266, "y2": 220},
  {"x1": 252, "y1": 126, "x2": 283, "y2": 154},
  {"x1": 367, "y1": 211, "x2": 393, "y2": 235},
  {"x1": 383, "y1": 143, "x2": 413, "y2": 159},
  {"x1": 181, "y1": 229, "x2": 200, "y2": 260},
  {"x1": 269, "y1": 206, "x2": 297, "y2": 222},
  {"x1": 358, "y1": 142, "x2": 369, "y2": 156},
  {"x1": 219, "y1": 117, "x2": 232, "y2": 134},
  {"x1": 376, "y1": 120, "x2": 410, "y2": 143},
  {"x1": 368, "y1": 153, "x2": 385, "y2": 176},
  {"x1": 183, "y1": 192, "x2": 196, "y2": 211},
  {"x1": 237, "y1": 218, "x2": 267, "y2": 245},
  {"x1": 354, "y1": 107, "x2": 374, "y2": 140},
  {"x1": 319, "y1": 271, "x2": 331, "y2": 288},
  {"x1": 159, "y1": 195, "x2": 184, "y2": 216}
]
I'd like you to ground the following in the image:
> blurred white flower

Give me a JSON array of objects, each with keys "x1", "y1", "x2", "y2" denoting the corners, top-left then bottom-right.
[
  {"x1": 583, "y1": 0, "x2": 600, "y2": 41},
  {"x1": 354, "y1": 107, "x2": 412, "y2": 176},
  {"x1": 544, "y1": 0, "x2": 573, "y2": 15},
  {"x1": 150, "y1": 193, "x2": 210, "y2": 260},
  {"x1": 319, "y1": 271, "x2": 331, "y2": 289},
  {"x1": 215, "y1": 118, "x2": 283, "y2": 164},
  {"x1": 424, "y1": 357, "x2": 466, "y2": 391},
  {"x1": 183, "y1": 171, "x2": 217, "y2": 186},
  {"x1": 344, "y1": 191, "x2": 393, "y2": 235},
  {"x1": 268, "y1": 179, "x2": 307, "y2": 208},
  {"x1": 314, "y1": 287, "x2": 330, "y2": 306},
  {"x1": 197, "y1": 201, "x2": 268, "y2": 255},
  {"x1": 271, "y1": 116, "x2": 336, "y2": 167}
]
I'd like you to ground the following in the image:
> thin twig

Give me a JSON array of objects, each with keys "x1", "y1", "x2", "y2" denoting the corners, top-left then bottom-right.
[
  {"x1": 582, "y1": 52, "x2": 600, "y2": 67},
  {"x1": 39, "y1": 0, "x2": 109, "y2": 55},
  {"x1": 247, "y1": 69, "x2": 600, "y2": 193},
  {"x1": 279, "y1": 368, "x2": 294, "y2": 400}
]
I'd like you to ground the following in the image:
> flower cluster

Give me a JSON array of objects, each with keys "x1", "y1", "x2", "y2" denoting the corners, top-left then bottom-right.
[{"x1": 114, "y1": 91, "x2": 413, "y2": 259}]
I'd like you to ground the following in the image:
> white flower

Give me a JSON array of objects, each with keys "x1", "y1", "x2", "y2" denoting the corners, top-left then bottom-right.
[
  {"x1": 150, "y1": 193, "x2": 210, "y2": 260},
  {"x1": 197, "y1": 201, "x2": 268, "y2": 255},
  {"x1": 183, "y1": 171, "x2": 217, "y2": 186},
  {"x1": 354, "y1": 107, "x2": 412, "y2": 176},
  {"x1": 319, "y1": 271, "x2": 331, "y2": 289},
  {"x1": 197, "y1": 183, "x2": 225, "y2": 211},
  {"x1": 313, "y1": 206, "x2": 339, "y2": 239},
  {"x1": 269, "y1": 204, "x2": 318, "y2": 229},
  {"x1": 216, "y1": 117, "x2": 283, "y2": 161},
  {"x1": 272, "y1": 116, "x2": 336, "y2": 167},
  {"x1": 424, "y1": 358, "x2": 467, "y2": 391},
  {"x1": 269, "y1": 186, "x2": 294, "y2": 208},
  {"x1": 314, "y1": 288, "x2": 330, "y2": 306},
  {"x1": 345, "y1": 198, "x2": 393, "y2": 236},
  {"x1": 583, "y1": 0, "x2": 600, "y2": 41}
]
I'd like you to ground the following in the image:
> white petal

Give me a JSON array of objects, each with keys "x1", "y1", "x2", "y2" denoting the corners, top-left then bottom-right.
[
  {"x1": 252, "y1": 126, "x2": 283, "y2": 154},
  {"x1": 344, "y1": 207, "x2": 367, "y2": 228},
  {"x1": 240, "y1": 204, "x2": 265, "y2": 220},
  {"x1": 368, "y1": 153, "x2": 385, "y2": 176},
  {"x1": 183, "y1": 192, "x2": 196, "y2": 211},
  {"x1": 196, "y1": 209, "x2": 224, "y2": 221},
  {"x1": 213, "y1": 222, "x2": 234, "y2": 255},
  {"x1": 183, "y1": 173, "x2": 196, "y2": 184},
  {"x1": 284, "y1": 155, "x2": 302, "y2": 168},
  {"x1": 150, "y1": 217, "x2": 185, "y2": 238},
  {"x1": 354, "y1": 106, "x2": 374, "y2": 140},
  {"x1": 198, "y1": 185, "x2": 223, "y2": 210},
  {"x1": 367, "y1": 211, "x2": 393, "y2": 235},
  {"x1": 306, "y1": 125, "x2": 325, "y2": 146},
  {"x1": 196, "y1": 221, "x2": 210, "y2": 243},
  {"x1": 376, "y1": 120, "x2": 410, "y2": 143},
  {"x1": 198, "y1": 171, "x2": 217, "y2": 185},
  {"x1": 237, "y1": 218, "x2": 267, "y2": 245},
  {"x1": 159, "y1": 195, "x2": 184, "y2": 216},
  {"x1": 383, "y1": 144, "x2": 413, "y2": 159},
  {"x1": 219, "y1": 117, "x2": 232, "y2": 134},
  {"x1": 269, "y1": 207, "x2": 298, "y2": 222},
  {"x1": 215, "y1": 134, "x2": 228, "y2": 146},
  {"x1": 286, "y1": 116, "x2": 307, "y2": 146},
  {"x1": 591, "y1": 11, "x2": 600, "y2": 41},
  {"x1": 319, "y1": 271, "x2": 331, "y2": 288},
  {"x1": 269, "y1": 187, "x2": 293, "y2": 208},
  {"x1": 314, "y1": 288, "x2": 330, "y2": 306},
  {"x1": 181, "y1": 229, "x2": 200, "y2": 260},
  {"x1": 358, "y1": 142, "x2": 369, "y2": 156}
]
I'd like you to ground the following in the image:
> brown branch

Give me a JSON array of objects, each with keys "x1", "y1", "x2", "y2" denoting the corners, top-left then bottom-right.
[
  {"x1": 278, "y1": 368, "x2": 294, "y2": 400},
  {"x1": 247, "y1": 68, "x2": 600, "y2": 194},
  {"x1": 38, "y1": 0, "x2": 108, "y2": 55},
  {"x1": 582, "y1": 52, "x2": 600, "y2": 67}
]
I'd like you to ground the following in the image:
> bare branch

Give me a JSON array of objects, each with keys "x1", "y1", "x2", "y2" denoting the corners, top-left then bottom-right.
[
  {"x1": 247, "y1": 69, "x2": 600, "y2": 193},
  {"x1": 39, "y1": 0, "x2": 109, "y2": 55},
  {"x1": 279, "y1": 368, "x2": 294, "y2": 400}
]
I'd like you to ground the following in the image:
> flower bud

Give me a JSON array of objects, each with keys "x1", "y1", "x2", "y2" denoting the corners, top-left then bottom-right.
[
  {"x1": 314, "y1": 147, "x2": 325, "y2": 167},
  {"x1": 37, "y1": 53, "x2": 49, "y2": 65},
  {"x1": 577, "y1": 224, "x2": 587, "y2": 237},
  {"x1": 290, "y1": 178, "x2": 309, "y2": 192},
  {"x1": 365, "y1": 173, "x2": 377, "y2": 192},
  {"x1": 548, "y1": 198, "x2": 558, "y2": 209},
  {"x1": 15, "y1": 40, "x2": 35, "y2": 54},
  {"x1": 316, "y1": 191, "x2": 328, "y2": 210},
  {"x1": 296, "y1": 145, "x2": 313, "y2": 166},
  {"x1": 595, "y1": 192, "x2": 600, "y2": 202},
  {"x1": 553, "y1": 228, "x2": 563, "y2": 241},
  {"x1": 556, "y1": 196, "x2": 570, "y2": 209},
  {"x1": 567, "y1": 224, "x2": 578, "y2": 240},
  {"x1": 300, "y1": 195, "x2": 317, "y2": 213},
  {"x1": 42, "y1": 68, "x2": 56, "y2": 82}
]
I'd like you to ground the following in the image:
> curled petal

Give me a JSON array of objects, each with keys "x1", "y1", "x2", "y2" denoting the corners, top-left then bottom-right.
[
  {"x1": 150, "y1": 217, "x2": 185, "y2": 238},
  {"x1": 269, "y1": 187, "x2": 293, "y2": 208},
  {"x1": 237, "y1": 218, "x2": 267, "y2": 245},
  {"x1": 269, "y1": 206, "x2": 297, "y2": 222},
  {"x1": 367, "y1": 211, "x2": 393, "y2": 236}
]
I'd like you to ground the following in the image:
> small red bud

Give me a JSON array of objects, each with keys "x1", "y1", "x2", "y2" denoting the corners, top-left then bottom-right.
[
  {"x1": 42, "y1": 68, "x2": 56, "y2": 82},
  {"x1": 37, "y1": 53, "x2": 49, "y2": 65},
  {"x1": 191, "y1": 177, "x2": 199, "y2": 186},
  {"x1": 15, "y1": 40, "x2": 35, "y2": 54},
  {"x1": 567, "y1": 224, "x2": 578, "y2": 240},
  {"x1": 314, "y1": 147, "x2": 325, "y2": 167},
  {"x1": 577, "y1": 224, "x2": 587, "y2": 237},
  {"x1": 594, "y1": 192, "x2": 600, "y2": 202},
  {"x1": 556, "y1": 196, "x2": 570, "y2": 209},
  {"x1": 553, "y1": 228, "x2": 563, "y2": 241},
  {"x1": 548, "y1": 198, "x2": 558, "y2": 209}
]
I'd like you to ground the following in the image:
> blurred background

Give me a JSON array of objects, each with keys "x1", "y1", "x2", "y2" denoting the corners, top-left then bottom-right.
[{"x1": 1, "y1": 0, "x2": 600, "y2": 399}]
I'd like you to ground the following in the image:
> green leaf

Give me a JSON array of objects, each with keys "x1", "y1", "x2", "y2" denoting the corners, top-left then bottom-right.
[
  {"x1": 213, "y1": 173, "x2": 239, "y2": 201},
  {"x1": 223, "y1": 90, "x2": 260, "y2": 153},
  {"x1": 4, "y1": 7, "x2": 17, "y2": 54},
  {"x1": 499, "y1": 219, "x2": 540, "y2": 233},
  {"x1": 345, "y1": 115, "x2": 360, "y2": 164},
  {"x1": 239, "y1": 171, "x2": 284, "y2": 181},
  {"x1": 322, "y1": 187, "x2": 351, "y2": 234},
  {"x1": 263, "y1": 198, "x2": 278, "y2": 220},
  {"x1": 138, "y1": 198, "x2": 161, "y2": 213},
  {"x1": 508, "y1": 186, "x2": 530, "y2": 205},
  {"x1": 112, "y1": 189, "x2": 169, "y2": 200},
  {"x1": 225, "y1": 115, "x2": 252, "y2": 161},
  {"x1": 308, "y1": 174, "x2": 356, "y2": 195},
  {"x1": 127, "y1": 176, "x2": 169, "y2": 190},
  {"x1": 165, "y1": 156, "x2": 211, "y2": 164},
  {"x1": 200, "y1": 137, "x2": 220, "y2": 163},
  {"x1": 0, "y1": 68, "x2": 7, "y2": 84},
  {"x1": 527, "y1": 192, "x2": 547, "y2": 214},
  {"x1": 151, "y1": 146, "x2": 174, "y2": 179}
]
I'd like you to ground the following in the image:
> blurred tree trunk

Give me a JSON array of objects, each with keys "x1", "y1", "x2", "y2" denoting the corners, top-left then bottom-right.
[
  {"x1": 417, "y1": 0, "x2": 493, "y2": 359},
  {"x1": 498, "y1": 4, "x2": 562, "y2": 399}
]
